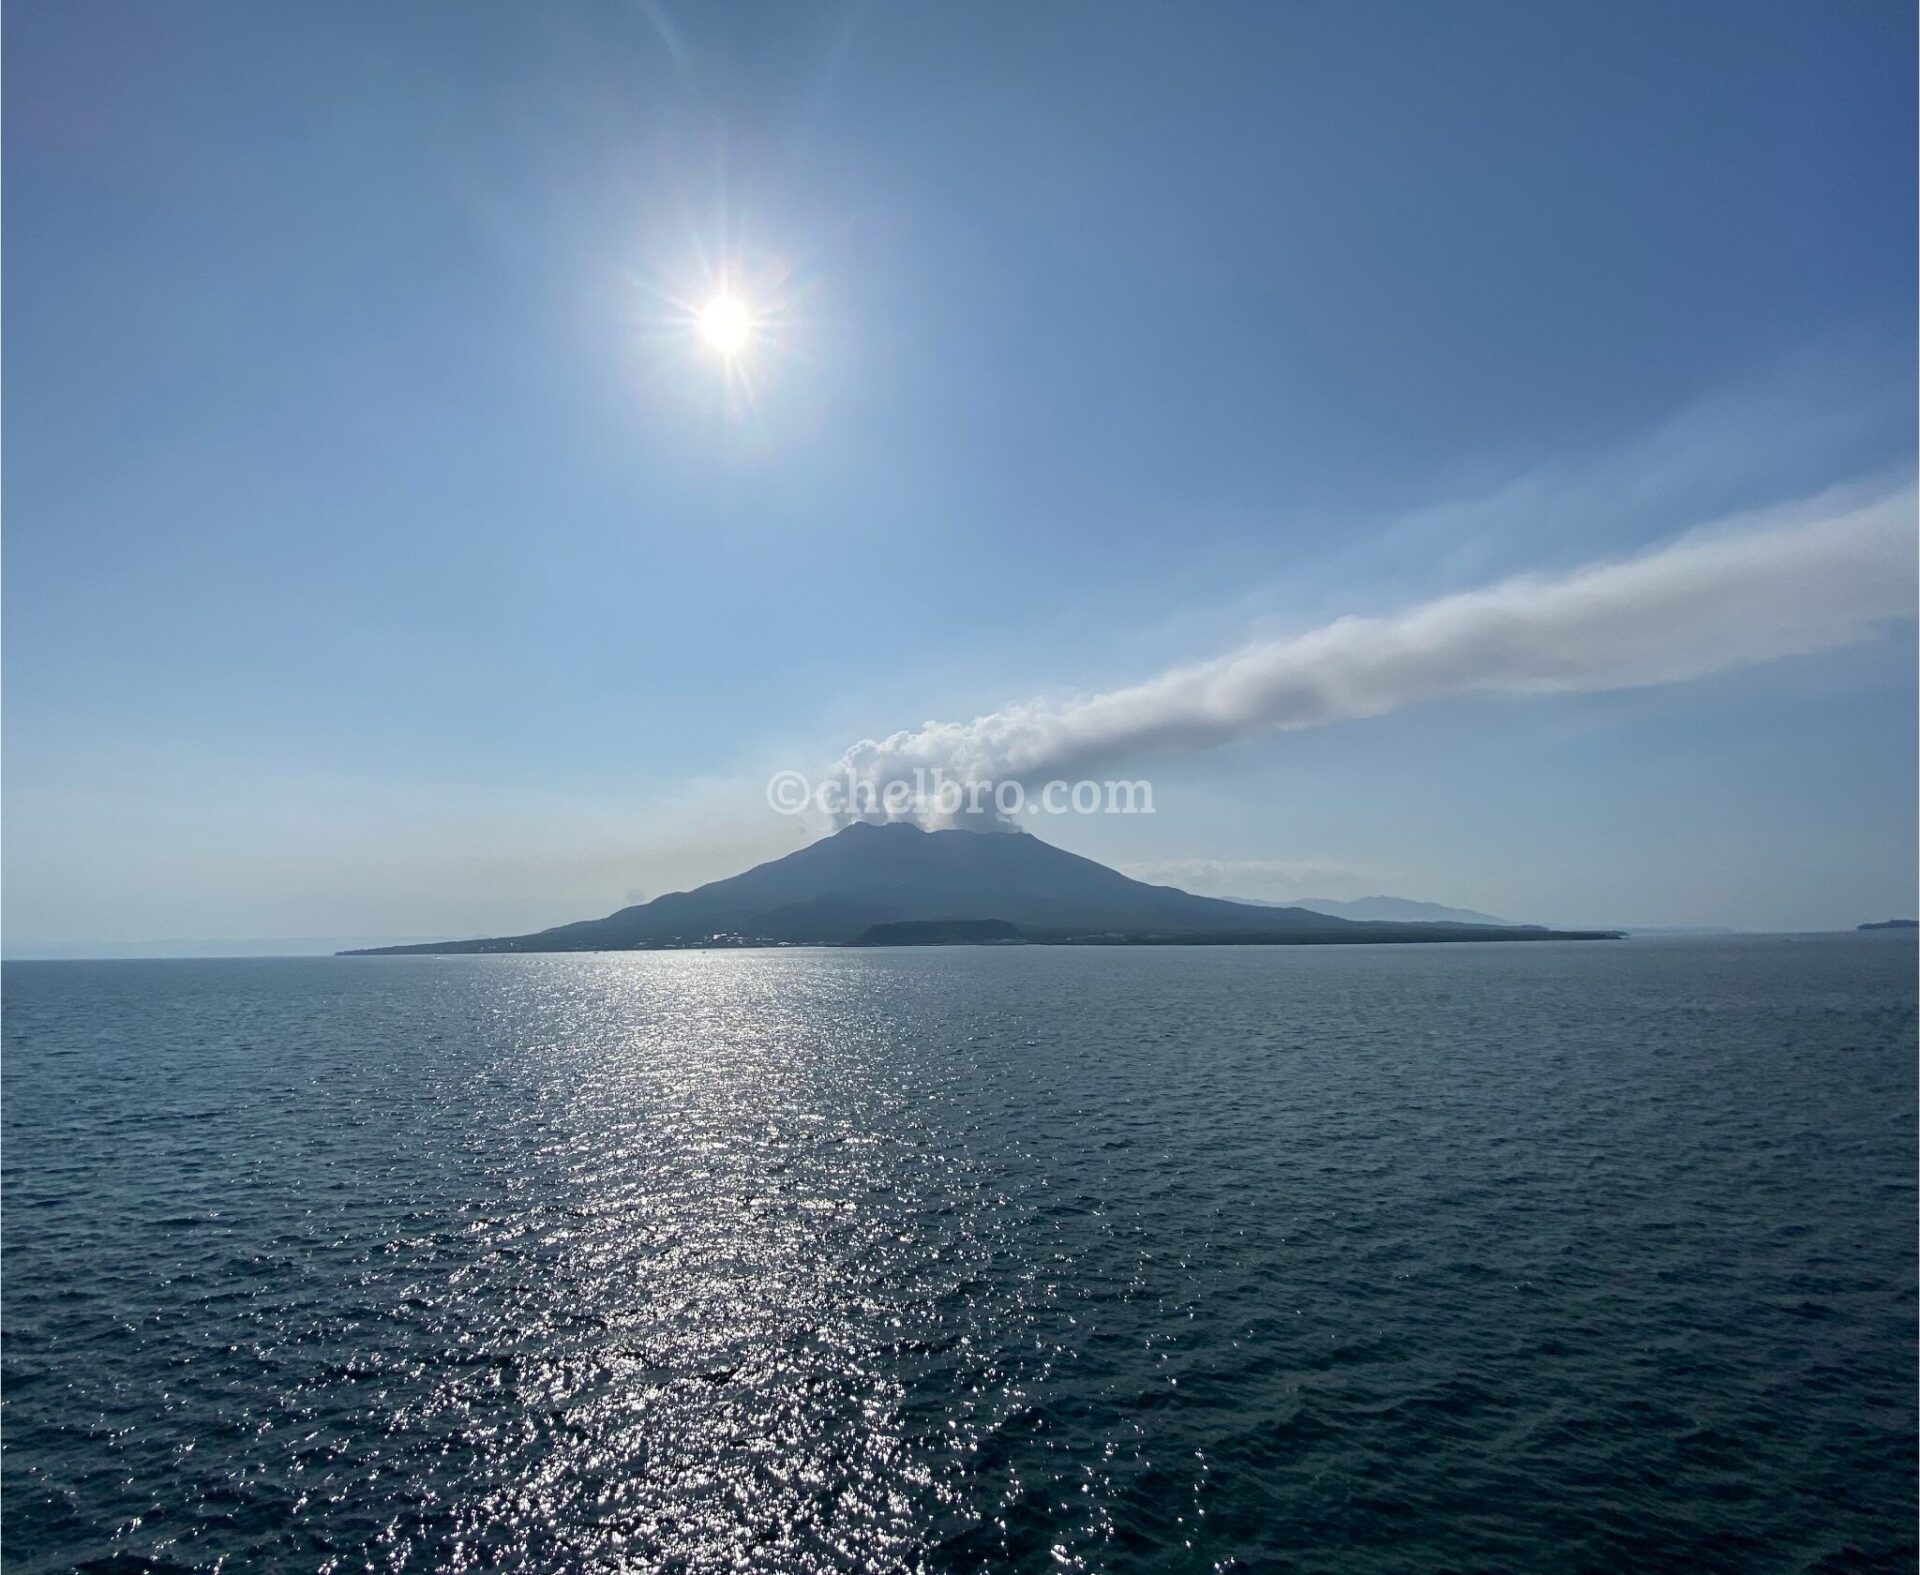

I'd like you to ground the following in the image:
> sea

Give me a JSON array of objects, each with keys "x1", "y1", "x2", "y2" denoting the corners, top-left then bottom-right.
[{"x1": 3, "y1": 935, "x2": 1914, "y2": 1573}]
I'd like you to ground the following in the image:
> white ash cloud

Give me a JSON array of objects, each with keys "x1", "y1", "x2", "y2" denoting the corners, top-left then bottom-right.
[{"x1": 832, "y1": 486, "x2": 1916, "y2": 828}]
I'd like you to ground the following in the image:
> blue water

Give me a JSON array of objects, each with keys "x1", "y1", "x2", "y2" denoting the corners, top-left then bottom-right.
[{"x1": 4, "y1": 937, "x2": 1914, "y2": 1573}]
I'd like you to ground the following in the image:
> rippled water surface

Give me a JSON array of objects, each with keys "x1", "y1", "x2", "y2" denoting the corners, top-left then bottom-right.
[{"x1": 5, "y1": 938, "x2": 1915, "y2": 1572}]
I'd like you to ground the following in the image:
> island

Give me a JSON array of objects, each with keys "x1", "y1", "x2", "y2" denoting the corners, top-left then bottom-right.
[{"x1": 345, "y1": 822, "x2": 1624, "y2": 954}]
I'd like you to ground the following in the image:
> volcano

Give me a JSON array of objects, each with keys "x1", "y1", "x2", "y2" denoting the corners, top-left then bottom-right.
[{"x1": 344, "y1": 823, "x2": 1616, "y2": 953}]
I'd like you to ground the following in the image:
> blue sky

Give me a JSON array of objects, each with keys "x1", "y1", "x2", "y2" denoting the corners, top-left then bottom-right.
[{"x1": 5, "y1": 0, "x2": 1914, "y2": 949}]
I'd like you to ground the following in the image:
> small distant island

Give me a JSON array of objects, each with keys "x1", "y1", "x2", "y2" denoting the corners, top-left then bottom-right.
[{"x1": 1857, "y1": 919, "x2": 1919, "y2": 930}]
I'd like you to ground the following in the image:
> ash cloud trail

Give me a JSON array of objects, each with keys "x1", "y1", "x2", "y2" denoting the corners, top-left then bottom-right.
[{"x1": 832, "y1": 487, "x2": 1916, "y2": 827}]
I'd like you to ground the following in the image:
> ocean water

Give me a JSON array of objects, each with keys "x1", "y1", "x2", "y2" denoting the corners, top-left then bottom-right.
[{"x1": 3, "y1": 937, "x2": 1914, "y2": 1574}]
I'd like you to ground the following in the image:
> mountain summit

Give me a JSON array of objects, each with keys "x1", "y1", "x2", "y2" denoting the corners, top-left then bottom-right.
[{"x1": 345, "y1": 823, "x2": 1612, "y2": 953}]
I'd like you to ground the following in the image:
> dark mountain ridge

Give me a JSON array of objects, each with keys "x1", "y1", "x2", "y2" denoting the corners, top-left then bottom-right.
[{"x1": 345, "y1": 823, "x2": 1618, "y2": 954}]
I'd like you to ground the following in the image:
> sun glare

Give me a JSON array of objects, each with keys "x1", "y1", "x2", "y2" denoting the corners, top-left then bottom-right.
[
  {"x1": 636, "y1": 249, "x2": 796, "y2": 411},
  {"x1": 698, "y1": 294, "x2": 751, "y2": 357}
]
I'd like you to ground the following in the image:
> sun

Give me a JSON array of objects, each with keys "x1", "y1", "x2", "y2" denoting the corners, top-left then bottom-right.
[
  {"x1": 630, "y1": 251, "x2": 797, "y2": 409},
  {"x1": 697, "y1": 294, "x2": 751, "y2": 357}
]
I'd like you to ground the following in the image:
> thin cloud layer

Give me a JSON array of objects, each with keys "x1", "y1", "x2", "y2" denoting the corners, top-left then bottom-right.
[{"x1": 833, "y1": 487, "x2": 1916, "y2": 827}]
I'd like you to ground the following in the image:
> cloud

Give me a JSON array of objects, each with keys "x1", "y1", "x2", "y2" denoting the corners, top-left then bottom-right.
[{"x1": 831, "y1": 485, "x2": 1915, "y2": 827}]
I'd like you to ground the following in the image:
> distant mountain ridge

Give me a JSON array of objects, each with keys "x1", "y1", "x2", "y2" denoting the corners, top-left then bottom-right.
[
  {"x1": 1238, "y1": 894, "x2": 1523, "y2": 927},
  {"x1": 345, "y1": 824, "x2": 1616, "y2": 954}
]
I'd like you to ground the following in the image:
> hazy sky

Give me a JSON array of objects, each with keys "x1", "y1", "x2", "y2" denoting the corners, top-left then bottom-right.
[{"x1": 5, "y1": 0, "x2": 1915, "y2": 950}]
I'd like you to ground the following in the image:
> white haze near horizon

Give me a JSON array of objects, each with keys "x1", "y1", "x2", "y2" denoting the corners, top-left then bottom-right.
[{"x1": 830, "y1": 486, "x2": 1918, "y2": 829}]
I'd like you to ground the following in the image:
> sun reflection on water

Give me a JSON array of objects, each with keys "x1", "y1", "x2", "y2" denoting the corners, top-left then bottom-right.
[{"x1": 397, "y1": 954, "x2": 1055, "y2": 1573}]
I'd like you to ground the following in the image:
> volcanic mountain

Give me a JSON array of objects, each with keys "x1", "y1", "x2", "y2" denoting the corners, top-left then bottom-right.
[{"x1": 345, "y1": 823, "x2": 1614, "y2": 953}]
